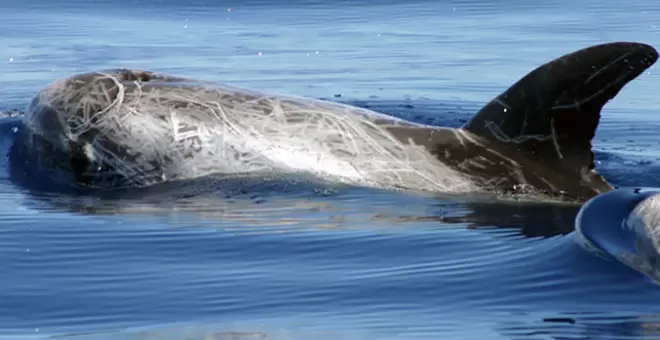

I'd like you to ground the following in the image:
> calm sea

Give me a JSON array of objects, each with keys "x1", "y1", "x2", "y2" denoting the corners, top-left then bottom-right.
[{"x1": 2, "y1": 0, "x2": 660, "y2": 339}]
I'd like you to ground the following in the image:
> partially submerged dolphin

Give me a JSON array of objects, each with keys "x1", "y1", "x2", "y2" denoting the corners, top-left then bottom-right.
[
  {"x1": 16, "y1": 42, "x2": 658, "y2": 201},
  {"x1": 576, "y1": 187, "x2": 660, "y2": 282}
]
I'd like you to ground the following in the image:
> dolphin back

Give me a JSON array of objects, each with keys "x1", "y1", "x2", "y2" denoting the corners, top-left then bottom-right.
[{"x1": 462, "y1": 42, "x2": 658, "y2": 186}]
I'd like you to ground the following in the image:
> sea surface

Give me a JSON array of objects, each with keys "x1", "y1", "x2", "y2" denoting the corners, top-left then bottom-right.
[{"x1": 2, "y1": 0, "x2": 660, "y2": 339}]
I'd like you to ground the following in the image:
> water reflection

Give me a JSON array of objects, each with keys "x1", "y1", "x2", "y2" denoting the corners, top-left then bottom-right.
[{"x1": 8, "y1": 165, "x2": 580, "y2": 240}]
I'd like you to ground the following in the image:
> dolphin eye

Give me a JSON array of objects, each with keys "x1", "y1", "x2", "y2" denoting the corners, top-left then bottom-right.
[
  {"x1": 137, "y1": 72, "x2": 152, "y2": 82},
  {"x1": 68, "y1": 140, "x2": 91, "y2": 183}
]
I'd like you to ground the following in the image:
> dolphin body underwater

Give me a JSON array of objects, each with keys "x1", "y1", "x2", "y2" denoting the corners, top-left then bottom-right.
[{"x1": 13, "y1": 41, "x2": 658, "y2": 202}]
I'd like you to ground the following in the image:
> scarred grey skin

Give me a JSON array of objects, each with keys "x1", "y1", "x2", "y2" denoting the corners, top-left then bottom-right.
[{"x1": 16, "y1": 42, "x2": 659, "y2": 202}]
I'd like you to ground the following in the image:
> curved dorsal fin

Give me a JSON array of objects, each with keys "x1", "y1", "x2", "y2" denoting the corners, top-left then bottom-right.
[{"x1": 463, "y1": 42, "x2": 658, "y2": 176}]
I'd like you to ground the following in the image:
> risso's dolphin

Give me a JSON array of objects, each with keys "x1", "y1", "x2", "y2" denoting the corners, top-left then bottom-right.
[
  {"x1": 15, "y1": 42, "x2": 658, "y2": 202},
  {"x1": 576, "y1": 187, "x2": 660, "y2": 282}
]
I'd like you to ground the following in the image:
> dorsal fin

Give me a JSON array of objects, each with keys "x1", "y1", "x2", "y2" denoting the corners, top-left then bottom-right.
[{"x1": 462, "y1": 42, "x2": 658, "y2": 178}]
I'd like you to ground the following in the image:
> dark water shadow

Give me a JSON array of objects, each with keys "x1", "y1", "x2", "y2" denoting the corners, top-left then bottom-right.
[{"x1": 426, "y1": 198, "x2": 580, "y2": 238}]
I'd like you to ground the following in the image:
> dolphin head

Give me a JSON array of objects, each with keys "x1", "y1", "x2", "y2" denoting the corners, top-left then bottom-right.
[{"x1": 20, "y1": 69, "x2": 192, "y2": 188}]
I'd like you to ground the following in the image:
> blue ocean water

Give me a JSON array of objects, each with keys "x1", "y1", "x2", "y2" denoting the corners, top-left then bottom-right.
[{"x1": 2, "y1": 0, "x2": 660, "y2": 339}]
